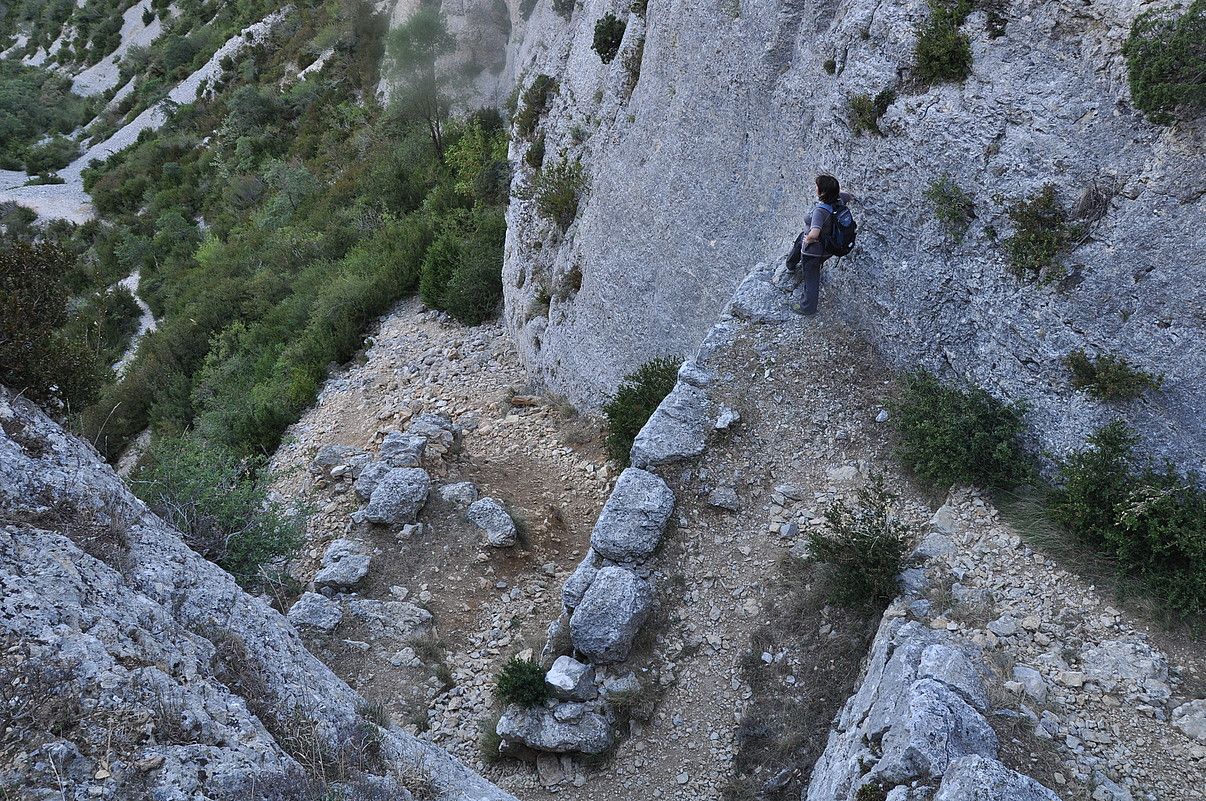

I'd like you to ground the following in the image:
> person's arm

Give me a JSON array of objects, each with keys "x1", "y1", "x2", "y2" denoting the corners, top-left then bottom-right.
[{"x1": 803, "y1": 226, "x2": 822, "y2": 244}]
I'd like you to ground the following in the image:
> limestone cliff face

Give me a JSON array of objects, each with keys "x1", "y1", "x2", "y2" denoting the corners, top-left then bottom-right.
[
  {"x1": 501, "y1": 0, "x2": 1205, "y2": 470},
  {"x1": 0, "y1": 386, "x2": 514, "y2": 801}
]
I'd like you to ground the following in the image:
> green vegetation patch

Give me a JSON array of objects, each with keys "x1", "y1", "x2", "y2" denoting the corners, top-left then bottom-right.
[
  {"x1": 1052, "y1": 422, "x2": 1205, "y2": 621},
  {"x1": 603, "y1": 356, "x2": 680, "y2": 465},
  {"x1": 494, "y1": 657, "x2": 547, "y2": 707},
  {"x1": 1002, "y1": 184, "x2": 1083, "y2": 282},
  {"x1": 924, "y1": 175, "x2": 976, "y2": 241},
  {"x1": 592, "y1": 12, "x2": 626, "y2": 64},
  {"x1": 848, "y1": 89, "x2": 895, "y2": 136},
  {"x1": 1123, "y1": 0, "x2": 1206, "y2": 124},
  {"x1": 515, "y1": 73, "x2": 558, "y2": 138},
  {"x1": 0, "y1": 61, "x2": 92, "y2": 173},
  {"x1": 527, "y1": 155, "x2": 586, "y2": 231},
  {"x1": 914, "y1": 0, "x2": 974, "y2": 84},
  {"x1": 807, "y1": 474, "x2": 912, "y2": 609},
  {"x1": 1064, "y1": 349, "x2": 1164, "y2": 402},
  {"x1": 891, "y1": 370, "x2": 1032, "y2": 490}
]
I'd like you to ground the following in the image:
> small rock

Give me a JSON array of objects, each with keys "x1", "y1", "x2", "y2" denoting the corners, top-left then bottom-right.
[
  {"x1": 313, "y1": 539, "x2": 371, "y2": 590},
  {"x1": 875, "y1": 409, "x2": 890, "y2": 423},
  {"x1": 706, "y1": 486, "x2": 741, "y2": 511},
  {"x1": 438, "y1": 481, "x2": 479, "y2": 506},
  {"x1": 546, "y1": 655, "x2": 597, "y2": 701},
  {"x1": 467, "y1": 497, "x2": 517, "y2": 547},
  {"x1": 287, "y1": 592, "x2": 343, "y2": 633}
]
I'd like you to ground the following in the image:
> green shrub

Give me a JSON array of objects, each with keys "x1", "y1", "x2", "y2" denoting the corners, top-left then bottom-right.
[
  {"x1": 419, "y1": 228, "x2": 464, "y2": 310},
  {"x1": 914, "y1": 0, "x2": 974, "y2": 84},
  {"x1": 603, "y1": 356, "x2": 680, "y2": 465},
  {"x1": 515, "y1": 74, "x2": 558, "y2": 138},
  {"x1": 631, "y1": 0, "x2": 649, "y2": 16},
  {"x1": 808, "y1": 474, "x2": 912, "y2": 609},
  {"x1": 593, "y1": 12, "x2": 627, "y2": 64},
  {"x1": 133, "y1": 436, "x2": 305, "y2": 586},
  {"x1": 891, "y1": 370, "x2": 1032, "y2": 490},
  {"x1": 532, "y1": 156, "x2": 586, "y2": 230},
  {"x1": 823, "y1": 57, "x2": 837, "y2": 74},
  {"x1": 63, "y1": 285, "x2": 143, "y2": 368},
  {"x1": 1052, "y1": 422, "x2": 1205, "y2": 620},
  {"x1": 525, "y1": 133, "x2": 546, "y2": 170},
  {"x1": 924, "y1": 175, "x2": 976, "y2": 241},
  {"x1": 1002, "y1": 184, "x2": 1083, "y2": 282},
  {"x1": 1064, "y1": 349, "x2": 1164, "y2": 401},
  {"x1": 494, "y1": 657, "x2": 547, "y2": 707},
  {"x1": 1122, "y1": 0, "x2": 1206, "y2": 124},
  {"x1": 442, "y1": 209, "x2": 506, "y2": 325},
  {"x1": 0, "y1": 241, "x2": 104, "y2": 411},
  {"x1": 848, "y1": 89, "x2": 895, "y2": 136}
]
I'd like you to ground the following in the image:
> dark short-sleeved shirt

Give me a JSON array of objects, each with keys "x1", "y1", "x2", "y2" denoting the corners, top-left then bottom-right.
[{"x1": 804, "y1": 192, "x2": 854, "y2": 257}]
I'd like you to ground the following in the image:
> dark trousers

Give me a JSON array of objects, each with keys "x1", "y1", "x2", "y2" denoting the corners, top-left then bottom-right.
[{"x1": 797, "y1": 256, "x2": 823, "y2": 314}]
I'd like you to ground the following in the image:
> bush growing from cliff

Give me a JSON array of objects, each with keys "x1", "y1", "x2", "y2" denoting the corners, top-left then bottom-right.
[
  {"x1": 529, "y1": 156, "x2": 586, "y2": 230},
  {"x1": 553, "y1": 0, "x2": 575, "y2": 20},
  {"x1": 848, "y1": 89, "x2": 895, "y2": 136},
  {"x1": 515, "y1": 74, "x2": 558, "y2": 138},
  {"x1": 1052, "y1": 421, "x2": 1205, "y2": 620},
  {"x1": 924, "y1": 175, "x2": 976, "y2": 241},
  {"x1": 914, "y1": 0, "x2": 974, "y2": 84},
  {"x1": 1123, "y1": 0, "x2": 1206, "y2": 124},
  {"x1": 0, "y1": 241, "x2": 105, "y2": 411},
  {"x1": 1064, "y1": 349, "x2": 1164, "y2": 402},
  {"x1": 808, "y1": 474, "x2": 912, "y2": 608},
  {"x1": 133, "y1": 436, "x2": 304, "y2": 587},
  {"x1": 603, "y1": 356, "x2": 680, "y2": 465},
  {"x1": 891, "y1": 370, "x2": 1032, "y2": 490},
  {"x1": 593, "y1": 12, "x2": 627, "y2": 64},
  {"x1": 494, "y1": 657, "x2": 548, "y2": 707},
  {"x1": 1002, "y1": 184, "x2": 1083, "y2": 282}
]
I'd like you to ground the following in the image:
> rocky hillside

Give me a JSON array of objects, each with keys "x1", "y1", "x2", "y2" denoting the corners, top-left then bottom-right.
[
  {"x1": 500, "y1": 0, "x2": 1205, "y2": 472},
  {"x1": 0, "y1": 384, "x2": 515, "y2": 801}
]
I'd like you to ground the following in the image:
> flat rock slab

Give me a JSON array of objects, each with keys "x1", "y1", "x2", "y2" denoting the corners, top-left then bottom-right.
[
  {"x1": 569, "y1": 566, "x2": 652, "y2": 664},
  {"x1": 496, "y1": 704, "x2": 612, "y2": 754},
  {"x1": 590, "y1": 468, "x2": 675, "y2": 563},
  {"x1": 364, "y1": 467, "x2": 431, "y2": 525},
  {"x1": 313, "y1": 539, "x2": 371, "y2": 590},
  {"x1": 468, "y1": 497, "x2": 517, "y2": 547},
  {"x1": 630, "y1": 381, "x2": 712, "y2": 469}
]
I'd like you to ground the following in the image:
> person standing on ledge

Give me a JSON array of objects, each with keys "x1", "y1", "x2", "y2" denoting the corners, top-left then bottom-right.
[{"x1": 785, "y1": 174, "x2": 858, "y2": 315}]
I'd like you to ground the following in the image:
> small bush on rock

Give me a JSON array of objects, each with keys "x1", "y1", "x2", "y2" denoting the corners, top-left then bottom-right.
[
  {"x1": 1052, "y1": 421, "x2": 1205, "y2": 620},
  {"x1": 1064, "y1": 349, "x2": 1164, "y2": 402},
  {"x1": 495, "y1": 657, "x2": 548, "y2": 707},
  {"x1": 593, "y1": 12, "x2": 627, "y2": 64},
  {"x1": 1123, "y1": 0, "x2": 1206, "y2": 124},
  {"x1": 914, "y1": 0, "x2": 974, "y2": 84},
  {"x1": 553, "y1": 0, "x2": 575, "y2": 20},
  {"x1": 515, "y1": 74, "x2": 558, "y2": 138},
  {"x1": 531, "y1": 156, "x2": 586, "y2": 230},
  {"x1": 924, "y1": 175, "x2": 976, "y2": 241},
  {"x1": 891, "y1": 370, "x2": 1032, "y2": 490},
  {"x1": 808, "y1": 474, "x2": 911, "y2": 609},
  {"x1": 848, "y1": 89, "x2": 895, "y2": 136},
  {"x1": 1002, "y1": 184, "x2": 1083, "y2": 282},
  {"x1": 603, "y1": 356, "x2": 680, "y2": 465}
]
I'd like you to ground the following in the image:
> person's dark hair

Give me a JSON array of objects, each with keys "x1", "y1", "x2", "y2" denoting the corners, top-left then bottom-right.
[{"x1": 817, "y1": 174, "x2": 840, "y2": 203}]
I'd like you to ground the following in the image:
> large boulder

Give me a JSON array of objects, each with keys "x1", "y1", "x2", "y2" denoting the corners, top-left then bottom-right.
[
  {"x1": 562, "y1": 550, "x2": 601, "y2": 609},
  {"x1": 932, "y1": 755, "x2": 1061, "y2": 801},
  {"x1": 287, "y1": 592, "x2": 343, "y2": 633},
  {"x1": 569, "y1": 567, "x2": 652, "y2": 664},
  {"x1": 545, "y1": 656, "x2": 597, "y2": 701},
  {"x1": 380, "y1": 431, "x2": 426, "y2": 468},
  {"x1": 364, "y1": 468, "x2": 431, "y2": 525},
  {"x1": 467, "y1": 497, "x2": 517, "y2": 547},
  {"x1": 313, "y1": 539, "x2": 371, "y2": 590},
  {"x1": 629, "y1": 382, "x2": 712, "y2": 469},
  {"x1": 589, "y1": 468, "x2": 675, "y2": 563},
  {"x1": 495, "y1": 704, "x2": 612, "y2": 754}
]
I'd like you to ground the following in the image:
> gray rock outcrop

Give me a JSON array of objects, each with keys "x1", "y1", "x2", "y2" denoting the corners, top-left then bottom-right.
[
  {"x1": 629, "y1": 381, "x2": 712, "y2": 469},
  {"x1": 0, "y1": 385, "x2": 514, "y2": 801},
  {"x1": 380, "y1": 430, "x2": 426, "y2": 467},
  {"x1": 467, "y1": 497, "x2": 517, "y2": 547},
  {"x1": 933, "y1": 755, "x2": 1061, "y2": 801},
  {"x1": 364, "y1": 467, "x2": 431, "y2": 525},
  {"x1": 353, "y1": 460, "x2": 392, "y2": 500},
  {"x1": 495, "y1": 704, "x2": 612, "y2": 754},
  {"x1": 589, "y1": 467, "x2": 675, "y2": 563},
  {"x1": 313, "y1": 538, "x2": 371, "y2": 590},
  {"x1": 501, "y1": 0, "x2": 1206, "y2": 475},
  {"x1": 568, "y1": 566, "x2": 652, "y2": 664},
  {"x1": 288, "y1": 591, "x2": 343, "y2": 633}
]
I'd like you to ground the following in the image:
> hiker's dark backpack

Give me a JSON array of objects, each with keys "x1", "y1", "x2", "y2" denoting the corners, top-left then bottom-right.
[{"x1": 818, "y1": 199, "x2": 857, "y2": 257}]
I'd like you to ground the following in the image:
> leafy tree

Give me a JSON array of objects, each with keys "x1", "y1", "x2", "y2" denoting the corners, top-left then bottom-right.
[{"x1": 388, "y1": 7, "x2": 456, "y2": 156}]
